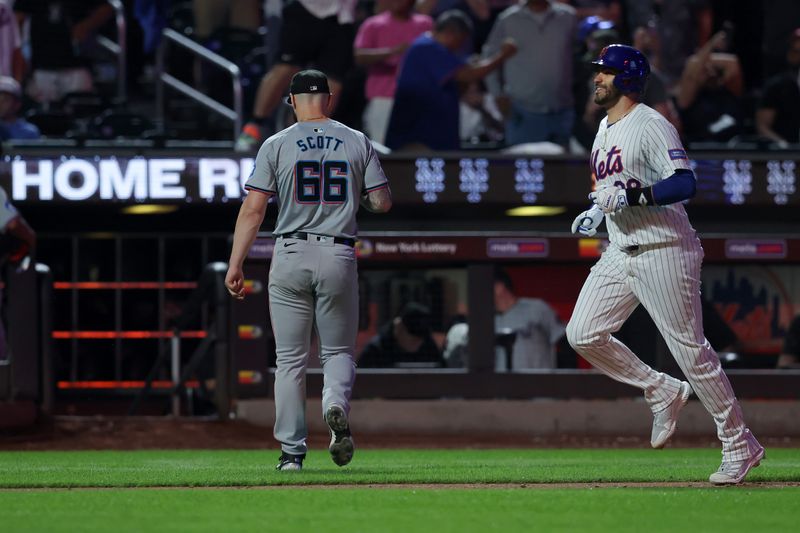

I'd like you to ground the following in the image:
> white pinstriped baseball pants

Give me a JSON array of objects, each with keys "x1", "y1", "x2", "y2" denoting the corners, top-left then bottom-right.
[{"x1": 566, "y1": 238, "x2": 760, "y2": 461}]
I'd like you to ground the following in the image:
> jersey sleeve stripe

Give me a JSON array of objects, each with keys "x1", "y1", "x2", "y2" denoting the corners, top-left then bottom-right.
[
  {"x1": 244, "y1": 184, "x2": 277, "y2": 195},
  {"x1": 363, "y1": 182, "x2": 389, "y2": 193}
]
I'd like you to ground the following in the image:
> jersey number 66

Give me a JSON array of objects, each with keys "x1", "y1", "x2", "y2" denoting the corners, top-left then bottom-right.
[{"x1": 295, "y1": 160, "x2": 349, "y2": 204}]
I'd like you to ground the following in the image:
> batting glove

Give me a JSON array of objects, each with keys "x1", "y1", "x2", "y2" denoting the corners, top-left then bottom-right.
[
  {"x1": 589, "y1": 187, "x2": 628, "y2": 214},
  {"x1": 570, "y1": 205, "x2": 605, "y2": 237}
]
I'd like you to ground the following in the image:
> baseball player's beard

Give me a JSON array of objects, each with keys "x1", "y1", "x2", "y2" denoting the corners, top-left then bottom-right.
[{"x1": 594, "y1": 84, "x2": 621, "y2": 108}]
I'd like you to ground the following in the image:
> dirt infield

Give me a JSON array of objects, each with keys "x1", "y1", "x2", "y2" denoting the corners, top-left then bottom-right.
[{"x1": 1, "y1": 416, "x2": 799, "y2": 451}]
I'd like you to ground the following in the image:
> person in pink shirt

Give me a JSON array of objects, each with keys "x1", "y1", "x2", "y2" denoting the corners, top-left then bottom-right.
[{"x1": 354, "y1": 0, "x2": 433, "y2": 144}]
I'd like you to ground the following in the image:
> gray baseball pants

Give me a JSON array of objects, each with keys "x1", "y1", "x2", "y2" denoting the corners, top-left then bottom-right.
[{"x1": 268, "y1": 235, "x2": 358, "y2": 456}]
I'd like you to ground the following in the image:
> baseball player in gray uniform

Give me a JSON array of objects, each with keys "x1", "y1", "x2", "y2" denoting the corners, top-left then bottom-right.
[
  {"x1": 567, "y1": 45, "x2": 764, "y2": 485},
  {"x1": 225, "y1": 70, "x2": 392, "y2": 471},
  {"x1": 0, "y1": 185, "x2": 36, "y2": 361}
]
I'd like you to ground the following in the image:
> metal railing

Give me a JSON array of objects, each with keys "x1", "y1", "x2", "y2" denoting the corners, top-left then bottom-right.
[
  {"x1": 96, "y1": 0, "x2": 127, "y2": 103},
  {"x1": 155, "y1": 28, "x2": 243, "y2": 140},
  {"x1": 130, "y1": 262, "x2": 233, "y2": 419}
]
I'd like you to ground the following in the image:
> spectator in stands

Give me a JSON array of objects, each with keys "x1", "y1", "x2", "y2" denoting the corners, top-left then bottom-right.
[
  {"x1": 482, "y1": 0, "x2": 577, "y2": 148},
  {"x1": 561, "y1": 0, "x2": 621, "y2": 25},
  {"x1": 675, "y1": 30, "x2": 744, "y2": 145},
  {"x1": 234, "y1": 0, "x2": 357, "y2": 152},
  {"x1": 459, "y1": 79, "x2": 504, "y2": 144},
  {"x1": 192, "y1": 0, "x2": 262, "y2": 41},
  {"x1": 757, "y1": 29, "x2": 800, "y2": 148},
  {"x1": 417, "y1": 0, "x2": 490, "y2": 21},
  {"x1": 416, "y1": 0, "x2": 491, "y2": 53},
  {"x1": 777, "y1": 314, "x2": 800, "y2": 369},
  {"x1": 14, "y1": 0, "x2": 114, "y2": 104},
  {"x1": 0, "y1": 0, "x2": 24, "y2": 82},
  {"x1": 385, "y1": 10, "x2": 516, "y2": 151},
  {"x1": 761, "y1": 0, "x2": 800, "y2": 80},
  {"x1": 353, "y1": 0, "x2": 433, "y2": 145},
  {"x1": 358, "y1": 302, "x2": 444, "y2": 368},
  {"x1": 623, "y1": 0, "x2": 712, "y2": 86},
  {"x1": 631, "y1": 25, "x2": 680, "y2": 128},
  {"x1": 0, "y1": 77, "x2": 40, "y2": 141}
]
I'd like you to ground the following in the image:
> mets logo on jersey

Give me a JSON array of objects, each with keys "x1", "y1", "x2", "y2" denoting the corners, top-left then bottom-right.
[{"x1": 591, "y1": 145, "x2": 623, "y2": 181}]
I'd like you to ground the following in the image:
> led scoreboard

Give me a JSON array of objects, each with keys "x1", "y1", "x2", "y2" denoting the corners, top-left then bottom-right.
[{"x1": 0, "y1": 153, "x2": 796, "y2": 206}]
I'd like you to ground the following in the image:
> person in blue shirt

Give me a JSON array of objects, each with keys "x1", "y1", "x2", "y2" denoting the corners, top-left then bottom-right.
[
  {"x1": 0, "y1": 77, "x2": 40, "y2": 141},
  {"x1": 385, "y1": 10, "x2": 516, "y2": 151}
]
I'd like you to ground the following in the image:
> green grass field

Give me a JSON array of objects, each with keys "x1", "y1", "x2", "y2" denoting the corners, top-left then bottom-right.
[{"x1": 1, "y1": 448, "x2": 798, "y2": 532}]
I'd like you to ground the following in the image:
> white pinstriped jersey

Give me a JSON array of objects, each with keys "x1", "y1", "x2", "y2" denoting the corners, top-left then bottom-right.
[
  {"x1": 591, "y1": 104, "x2": 695, "y2": 247},
  {"x1": 245, "y1": 118, "x2": 388, "y2": 239}
]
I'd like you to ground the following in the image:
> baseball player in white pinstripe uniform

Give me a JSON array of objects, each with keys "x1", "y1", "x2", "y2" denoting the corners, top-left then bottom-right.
[
  {"x1": 567, "y1": 45, "x2": 764, "y2": 485},
  {"x1": 226, "y1": 70, "x2": 393, "y2": 471}
]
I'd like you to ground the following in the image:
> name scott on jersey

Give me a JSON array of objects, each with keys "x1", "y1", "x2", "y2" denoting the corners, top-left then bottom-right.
[{"x1": 296, "y1": 135, "x2": 344, "y2": 152}]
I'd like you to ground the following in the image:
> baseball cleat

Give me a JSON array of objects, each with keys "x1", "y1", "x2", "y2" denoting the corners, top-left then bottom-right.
[
  {"x1": 325, "y1": 404, "x2": 354, "y2": 467},
  {"x1": 709, "y1": 446, "x2": 765, "y2": 485},
  {"x1": 276, "y1": 452, "x2": 305, "y2": 471},
  {"x1": 651, "y1": 381, "x2": 692, "y2": 449}
]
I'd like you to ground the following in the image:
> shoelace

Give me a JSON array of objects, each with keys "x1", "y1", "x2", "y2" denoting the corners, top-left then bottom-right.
[{"x1": 717, "y1": 461, "x2": 742, "y2": 474}]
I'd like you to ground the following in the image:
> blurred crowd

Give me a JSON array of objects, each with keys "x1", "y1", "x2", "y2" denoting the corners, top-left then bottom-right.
[{"x1": 1, "y1": 0, "x2": 799, "y2": 152}]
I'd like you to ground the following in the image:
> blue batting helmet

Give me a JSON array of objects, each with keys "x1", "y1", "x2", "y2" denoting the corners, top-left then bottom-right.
[{"x1": 591, "y1": 44, "x2": 650, "y2": 94}]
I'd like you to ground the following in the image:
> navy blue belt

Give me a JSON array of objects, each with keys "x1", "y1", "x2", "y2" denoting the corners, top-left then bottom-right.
[{"x1": 280, "y1": 232, "x2": 356, "y2": 248}]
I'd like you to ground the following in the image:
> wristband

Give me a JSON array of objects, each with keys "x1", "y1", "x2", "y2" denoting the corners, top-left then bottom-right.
[{"x1": 626, "y1": 186, "x2": 656, "y2": 207}]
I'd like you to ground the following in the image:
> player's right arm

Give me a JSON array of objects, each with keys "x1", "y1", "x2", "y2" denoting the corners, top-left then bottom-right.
[
  {"x1": 226, "y1": 190, "x2": 271, "y2": 300},
  {"x1": 360, "y1": 134, "x2": 393, "y2": 213},
  {"x1": 361, "y1": 186, "x2": 392, "y2": 213},
  {"x1": 226, "y1": 142, "x2": 276, "y2": 299}
]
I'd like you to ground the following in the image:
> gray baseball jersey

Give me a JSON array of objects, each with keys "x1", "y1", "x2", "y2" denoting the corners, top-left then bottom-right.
[
  {"x1": 567, "y1": 103, "x2": 761, "y2": 463},
  {"x1": 0, "y1": 186, "x2": 18, "y2": 361},
  {"x1": 245, "y1": 118, "x2": 388, "y2": 458},
  {"x1": 0, "y1": 186, "x2": 19, "y2": 232},
  {"x1": 245, "y1": 118, "x2": 388, "y2": 239},
  {"x1": 591, "y1": 104, "x2": 694, "y2": 247}
]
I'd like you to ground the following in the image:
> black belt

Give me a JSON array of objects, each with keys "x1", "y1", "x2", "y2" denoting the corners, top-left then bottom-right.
[
  {"x1": 280, "y1": 232, "x2": 356, "y2": 248},
  {"x1": 624, "y1": 245, "x2": 640, "y2": 253}
]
